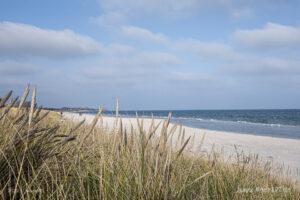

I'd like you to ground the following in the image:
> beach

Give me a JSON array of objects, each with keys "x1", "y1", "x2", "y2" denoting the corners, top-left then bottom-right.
[{"x1": 64, "y1": 112, "x2": 300, "y2": 181}]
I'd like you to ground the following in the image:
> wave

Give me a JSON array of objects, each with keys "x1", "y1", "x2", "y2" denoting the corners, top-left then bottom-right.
[
  {"x1": 171, "y1": 117, "x2": 298, "y2": 128},
  {"x1": 97, "y1": 112, "x2": 299, "y2": 128}
]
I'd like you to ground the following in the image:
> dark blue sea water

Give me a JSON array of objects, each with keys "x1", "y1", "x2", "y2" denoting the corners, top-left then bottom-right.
[{"x1": 85, "y1": 109, "x2": 300, "y2": 140}]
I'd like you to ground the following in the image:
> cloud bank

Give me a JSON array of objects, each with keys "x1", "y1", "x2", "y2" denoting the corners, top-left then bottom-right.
[
  {"x1": 120, "y1": 25, "x2": 168, "y2": 44},
  {"x1": 234, "y1": 23, "x2": 300, "y2": 49},
  {"x1": 0, "y1": 21, "x2": 101, "y2": 58}
]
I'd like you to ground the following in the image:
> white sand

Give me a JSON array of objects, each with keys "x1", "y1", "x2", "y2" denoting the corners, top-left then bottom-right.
[{"x1": 64, "y1": 112, "x2": 300, "y2": 181}]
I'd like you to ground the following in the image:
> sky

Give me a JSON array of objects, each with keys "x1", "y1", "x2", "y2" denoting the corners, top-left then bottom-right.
[{"x1": 0, "y1": 0, "x2": 300, "y2": 110}]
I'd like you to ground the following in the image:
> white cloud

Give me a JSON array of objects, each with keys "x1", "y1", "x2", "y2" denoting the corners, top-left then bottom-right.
[
  {"x1": 95, "y1": 51, "x2": 180, "y2": 71},
  {"x1": 136, "y1": 51, "x2": 181, "y2": 65},
  {"x1": 90, "y1": 11, "x2": 127, "y2": 27},
  {"x1": 99, "y1": 0, "x2": 272, "y2": 19},
  {"x1": 173, "y1": 39, "x2": 241, "y2": 61},
  {"x1": 100, "y1": 0, "x2": 204, "y2": 17},
  {"x1": 0, "y1": 21, "x2": 101, "y2": 58},
  {"x1": 224, "y1": 57, "x2": 300, "y2": 76},
  {"x1": 231, "y1": 7, "x2": 253, "y2": 19},
  {"x1": 81, "y1": 51, "x2": 181, "y2": 83},
  {"x1": 104, "y1": 43, "x2": 136, "y2": 55},
  {"x1": 172, "y1": 38, "x2": 300, "y2": 76},
  {"x1": 120, "y1": 25, "x2": 168, "y2": 44},
  {"x1": 167, "y1": 71, "x2": 214, "y2": 84},
  {"x1": 233, "y1": 23, "x2": 300, "y2": 49}
]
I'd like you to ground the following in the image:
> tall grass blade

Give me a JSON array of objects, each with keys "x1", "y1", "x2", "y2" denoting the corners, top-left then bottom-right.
[
  {"x1": 18, "y1": 84, "x2": 30, "y2": 109},
  {"x1": 28, "y1": 86, "x2": 36, "y2": 127}
]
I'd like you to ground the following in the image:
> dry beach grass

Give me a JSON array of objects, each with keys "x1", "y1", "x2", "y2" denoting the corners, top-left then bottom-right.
[
  {"x1": 0, "y1": 87, "x2": 299, "y2": 199},
  {"x1": 66, "y1": 113, "x2": 300, "y2": 182}
]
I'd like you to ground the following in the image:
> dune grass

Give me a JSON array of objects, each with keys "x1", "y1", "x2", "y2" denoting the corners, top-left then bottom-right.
[{"x1": 0, "y1": 87, "x2": 299, "y2": 199}]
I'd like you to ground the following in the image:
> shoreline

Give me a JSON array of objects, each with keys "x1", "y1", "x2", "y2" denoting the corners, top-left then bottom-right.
[
  {"x1": 63, "y1": 112, "x2": 300, "y2": 182},
  {"x1": 59, "y1": 110, "x2": 300, "y2": 140},
  {"x1": 112, "y1": 114, "x2": 300, "y2": 140}
]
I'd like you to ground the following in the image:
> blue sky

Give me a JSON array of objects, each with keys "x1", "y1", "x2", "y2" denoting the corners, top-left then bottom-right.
[{"x1": 0, "y1": 0, "x2": 300, "y2": 109}]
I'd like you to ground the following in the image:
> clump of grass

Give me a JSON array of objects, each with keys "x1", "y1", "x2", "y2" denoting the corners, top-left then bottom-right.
[
  {"x1": 0, "y1": 88, "x2": 79, "y2": 199},
  {"x1": 0, "y1": 87, "x2": 299, "y2": 199}
]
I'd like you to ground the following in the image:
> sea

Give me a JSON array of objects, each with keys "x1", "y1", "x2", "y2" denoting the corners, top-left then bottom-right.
[{"x1": 83, "y1": 109, "x2": 300, "y2": 140}]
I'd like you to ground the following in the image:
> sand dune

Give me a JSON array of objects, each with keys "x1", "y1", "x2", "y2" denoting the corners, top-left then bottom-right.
[{"x1": 64, "y1": 112, "x2": 300, "y2": 181}]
